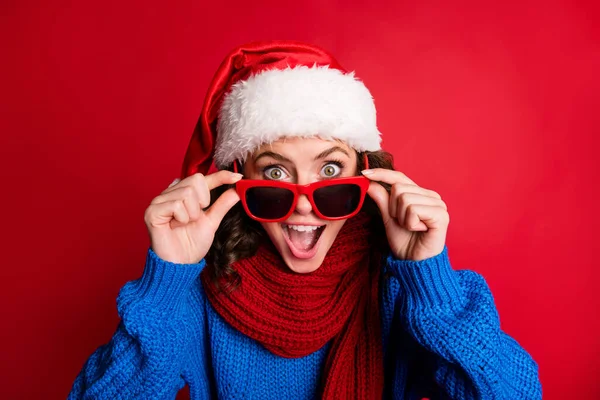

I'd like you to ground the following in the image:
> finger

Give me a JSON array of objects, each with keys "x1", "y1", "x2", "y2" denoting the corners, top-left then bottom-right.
[
  {"x1": 162, "y1": 171, "x2": 242, "y2": 208},
  {"x1": 204, "y1": 170, "x2": 244, "y2": 191},
  {"x1": 205, "y1": 188, "x2": 241, "y2": 226},
  {"x1": 404, "y1": 204, "x2": 449, "y2": 232},
  {"x1": 150, "y1": 188, "x2": 201, "y2": 222},
  {"x1": 387, "y1": 183, "x2": 444, "y2": 218},
  {"x1": 390, "y1": 183, "x2": 439, "y2": 218},
  {"x1": 151, "y1": 185, "x2": 200, "y2": 209},
  {"x1": 182, "y1": 190, "x2": 201, "y2": 221},
  {"x1": 145, "y1": 200, "x2": 190, "y2": 228},
  {"x1": 162, "y1": 176, "x2": 191, "y2": 194},
  {"x1": 366, "y1": 182, "x2": 393, "y2": 226},
  {"x1": 390, "y1": 182, "x2": 442, "y2": 206},
  {"x1": 189, "y1": 174, "x2": 212, "y2": 208},
  {"x1": 361, "y1": 168, "x2": 417, "y2": 186},
  {"x1": 396, "y1": 193, "x2": 447, "y2": 226},
  {"x1": 162, "y1": 171, "x2": 242, "y2": 197}
]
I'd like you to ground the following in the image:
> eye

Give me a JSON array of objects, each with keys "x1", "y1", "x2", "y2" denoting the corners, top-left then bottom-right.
[
  {"x1": 320, "y1": 163, "x2": 342, "y2": 178},
  {"x1": 263, "y1": 166, "x2": 288, "y2": 180}
]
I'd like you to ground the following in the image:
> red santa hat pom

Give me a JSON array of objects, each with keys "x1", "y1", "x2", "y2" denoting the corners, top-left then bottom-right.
[{"x1": 181, "y1": 40, "x2": 382, "y2": 178}]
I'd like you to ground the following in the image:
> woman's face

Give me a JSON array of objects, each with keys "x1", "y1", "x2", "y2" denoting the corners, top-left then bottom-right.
[{"x1": 244, "y1": 137, "x2": 358, "y2": 273}]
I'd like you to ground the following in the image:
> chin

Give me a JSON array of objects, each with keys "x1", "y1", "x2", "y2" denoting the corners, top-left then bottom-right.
[
  {"x1": 280, "y1": 250, "x2": 327, "y2": 274},
  {"x1": 262, "y1": 220, "x2": 346, "y2": 274}
]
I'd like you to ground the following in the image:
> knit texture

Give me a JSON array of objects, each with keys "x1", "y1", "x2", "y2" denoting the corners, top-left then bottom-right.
[
  {"x1": 202, "y1": 213, "x2": 383, "y2": 399},
  {"x1": 68, "y1": 246, "x2": 542, "y2": 399}
]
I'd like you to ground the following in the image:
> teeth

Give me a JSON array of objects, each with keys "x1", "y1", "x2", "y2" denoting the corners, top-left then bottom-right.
[{"x1": 284, "y1": 224, "x2": 321, "y2": 232}]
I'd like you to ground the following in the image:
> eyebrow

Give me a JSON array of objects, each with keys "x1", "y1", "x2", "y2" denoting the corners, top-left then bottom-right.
[
  {"x1": 253, "y1": 146, "x2": 350, "y2": 164},
  {"x1": 313, "y1": 146, "x2": 350, "y2": 161},
  {"x1": 253, "y1": 151, "x2": 292, "y2": 163}
]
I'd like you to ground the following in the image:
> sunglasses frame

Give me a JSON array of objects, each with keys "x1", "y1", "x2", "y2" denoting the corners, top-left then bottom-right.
[{"x1": 233, "y1": 154, "x2": 370, "y2": 223}]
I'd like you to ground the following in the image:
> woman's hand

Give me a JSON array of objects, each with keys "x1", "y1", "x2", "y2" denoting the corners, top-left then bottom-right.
[
  {"x1": 362, "y1": 169, "x2": 449, "y2": 261},
  {"x1": 144, "y1": 171, "x2": 243, "y2": 264}
]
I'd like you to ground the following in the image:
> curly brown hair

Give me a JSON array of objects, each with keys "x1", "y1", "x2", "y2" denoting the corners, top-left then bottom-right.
[{"x1": 205, "y1": 150, "x2": 396, "y2": 290}]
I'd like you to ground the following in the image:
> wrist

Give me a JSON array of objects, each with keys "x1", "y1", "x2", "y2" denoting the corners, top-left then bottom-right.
[{"x1": 386, "y1": 245, "x2": 464, "y2": 308}]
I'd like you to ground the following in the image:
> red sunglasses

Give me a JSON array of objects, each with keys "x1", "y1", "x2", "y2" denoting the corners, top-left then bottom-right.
[{"x1": 233, "y1": 154, "x2": 370, "y2": 222}]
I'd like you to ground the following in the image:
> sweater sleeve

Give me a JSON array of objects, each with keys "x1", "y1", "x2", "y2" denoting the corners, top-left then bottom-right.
[
  {"x1": 68, "y1": 248, "x2": 205, "y2": 400},
  {"x1": 386, "y1": 246, "x2": 542, "y2": 400}
]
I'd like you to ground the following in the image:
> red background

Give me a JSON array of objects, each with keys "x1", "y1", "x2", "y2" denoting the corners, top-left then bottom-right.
[{"x1": 1, "y1": 1, "x2": 598, "y2": 399}]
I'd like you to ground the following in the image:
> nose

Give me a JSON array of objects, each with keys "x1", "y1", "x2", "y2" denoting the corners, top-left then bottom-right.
[{"x1": 294, "y1": 194, "x2": 313, "y2": 215}]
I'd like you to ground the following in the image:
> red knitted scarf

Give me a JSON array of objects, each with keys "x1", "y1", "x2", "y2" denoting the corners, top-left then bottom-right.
[{"x1": 201, "y1": 213, "x2": 384, "y2": 399}]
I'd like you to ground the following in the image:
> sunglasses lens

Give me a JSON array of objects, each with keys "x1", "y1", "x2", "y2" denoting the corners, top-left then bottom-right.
[
  {"x1": 246, "y1": 187, "x2": 295, "y2": 220},
  {"x1": 313, "y1": 184, "x2": 362, "y2": 218}
]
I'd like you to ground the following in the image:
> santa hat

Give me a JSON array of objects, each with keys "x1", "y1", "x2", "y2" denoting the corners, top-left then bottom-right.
[{"x1": 181, "y1": 40, "x2": 382, "y2": 178}]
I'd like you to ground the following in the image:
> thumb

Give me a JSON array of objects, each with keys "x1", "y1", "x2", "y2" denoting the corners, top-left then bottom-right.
[
  {"x1": 366, "y1": 182, "x2": 392, "y2": 226},
  {"x1": 206, "y1": 188, "x2": 241, "y2": 226}
]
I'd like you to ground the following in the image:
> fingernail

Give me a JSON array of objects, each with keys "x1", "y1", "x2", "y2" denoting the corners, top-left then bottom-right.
[
  {"x1": 168, "y1": 178, "x2": 180, "y2": 188},
  {"x1": 232, "y1": 173, "x2": 244, "y2": 180},
  {"x1": 361, "y1": 169, "x2": 374, "y2": 175}
]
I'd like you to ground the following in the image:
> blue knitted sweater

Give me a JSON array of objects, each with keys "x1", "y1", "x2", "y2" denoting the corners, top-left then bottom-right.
[{"x1": 68, "y1": 246, "x2": 541, "y2": 399}]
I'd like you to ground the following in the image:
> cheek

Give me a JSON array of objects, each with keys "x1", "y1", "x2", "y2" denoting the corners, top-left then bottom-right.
[
  {"x1": 323, "y1": 220, "x2": 346, "y2": 243},
  {"x1": 261, "y1": 222, "x2": 282, "y2": 240}
]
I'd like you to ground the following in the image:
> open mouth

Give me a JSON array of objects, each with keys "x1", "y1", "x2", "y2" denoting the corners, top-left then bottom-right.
[{"x1": 281, "y1": 224, "x2": 326, "y2": 259}]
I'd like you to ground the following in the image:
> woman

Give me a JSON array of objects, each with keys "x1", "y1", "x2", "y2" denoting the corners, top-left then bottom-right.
[{"x1": 68, "y1": 41, "x2": 542, "y2": 399}]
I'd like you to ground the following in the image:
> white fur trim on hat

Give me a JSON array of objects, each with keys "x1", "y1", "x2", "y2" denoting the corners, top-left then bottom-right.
[{"x1": 214, "y1": 65, "x2": 382, "y2": 168}]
